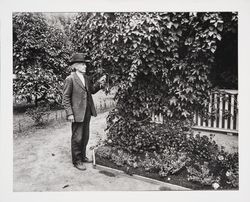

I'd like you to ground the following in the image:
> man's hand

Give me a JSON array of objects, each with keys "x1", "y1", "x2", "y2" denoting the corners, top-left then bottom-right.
[
  {"x1": 67, "y1": 115, "x2": 75, "y2": 122},
  {"x1": 98, "y1": 75, "x2": 107, "y2": 87}
]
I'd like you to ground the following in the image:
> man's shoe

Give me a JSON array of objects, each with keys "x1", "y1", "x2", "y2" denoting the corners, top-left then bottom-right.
[
  {"x1": 74, "y1": 161, "x2": 86, "y2": 171},
  {"x1": 82, "y1": 157, "x2": 93, "y2": 163}
]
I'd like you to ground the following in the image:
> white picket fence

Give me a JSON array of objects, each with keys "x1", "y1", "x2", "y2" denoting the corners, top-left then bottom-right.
[
  {"x1": 192, "y1": 89, "x2": 238, "y2": 134},
  {"x1": 151, "y1": 89, "x2": 238, "y2": 134},
  {"x1": 151, "y1": 111, "x2": 164, "y2": 124}
]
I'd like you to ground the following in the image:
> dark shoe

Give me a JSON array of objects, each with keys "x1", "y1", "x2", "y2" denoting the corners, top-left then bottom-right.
[
  {"x1": 74, "y1": 161, "x2": 86, "y2": 171},
  {"x1": 82, "y1": 157, "x2": 93, "y2": 163}
]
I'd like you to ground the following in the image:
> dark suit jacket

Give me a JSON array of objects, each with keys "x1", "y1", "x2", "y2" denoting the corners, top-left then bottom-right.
[{"x1": 62, "y1": 72, "x2": 100, "y2": 122}]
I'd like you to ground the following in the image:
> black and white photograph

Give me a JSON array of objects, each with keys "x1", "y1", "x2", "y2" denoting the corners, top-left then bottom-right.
[
  {"x1": 12, "y1": 11, "x2": 239, "y2": 191},
  {"x1": 1, "y1": 0, "x2": 250, "y2": 201}
]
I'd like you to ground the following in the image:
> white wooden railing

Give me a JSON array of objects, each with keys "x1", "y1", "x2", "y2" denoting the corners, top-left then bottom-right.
[
  {"x1": 192, "y1": 89, "x2": 238, "y2": 134},
  {"x1": 151, "y1": 89, "x2": 238, "y2": 134},
  {"x1": 151, "y1": 111, "x2": 164, "y2": 124}
]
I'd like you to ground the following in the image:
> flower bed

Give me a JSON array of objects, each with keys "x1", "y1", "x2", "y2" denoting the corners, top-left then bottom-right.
[{"x1": 95, "y1": 131, "x2": 238, "y2": 190}]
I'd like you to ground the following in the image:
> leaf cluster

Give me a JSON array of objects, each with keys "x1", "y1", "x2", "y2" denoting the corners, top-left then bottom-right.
[
  {"x1": 70, "y1": 12, "x2": 228, "y2": 121},
  {"x1": 13, "y1": 13, "x2": 72, "y2": 105}
]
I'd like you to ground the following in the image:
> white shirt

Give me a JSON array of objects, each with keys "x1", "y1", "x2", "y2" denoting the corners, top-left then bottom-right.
[{"x1": 76, "y1": 71, "x2": 86, "y2": 87}]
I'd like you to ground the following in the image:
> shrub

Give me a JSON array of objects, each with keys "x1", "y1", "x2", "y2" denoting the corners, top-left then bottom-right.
[
  {"x1": 95, "y1": 146, "x2": 112, "y2": 159},
  {"x1": 110, "y1": 151, "x2": 125, "y2": 166},
  {"x1": 208, "y1": 151, "x2": 239, "y2": 188},
  {"x1": 140, "y1": 152, "x2": 161, "y2": 173},
  {"x1": 106, "y1": 112, "x2": 220, "y2": 161},
  {"x1": 106, "y1": 109, "x2": 193, "y2": 154},
  {"x1": 187, "y1": 162, "x2": 217, "y2": 186},
  {"x1": 96, "y1": 139, "x2": 238, "y2": 189},
  {"x1": 107, "y1": 149, "x2": 136, "y2": 167},
  {"x1": 156, "y1": 149, "x2": 191, "y2": 177},
  {"x1": 102, "y1": 120, "x2": 238, "y2": 188},
  {"x1": 225, "y1": 168, "x2": 239, "y2": 188},
  {"x1": 25, "y1": 103, "x2": 50, "y2": 125}
]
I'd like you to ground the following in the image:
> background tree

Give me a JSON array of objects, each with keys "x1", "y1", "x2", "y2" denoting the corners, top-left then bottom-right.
[{"x1": 13, "y1": 12, "x2": 72, "y2": 107}]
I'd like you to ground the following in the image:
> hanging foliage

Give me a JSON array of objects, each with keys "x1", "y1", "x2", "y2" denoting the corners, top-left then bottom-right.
[{"x1": 70, "y1": 12, "x2": 237, "y2": 152}]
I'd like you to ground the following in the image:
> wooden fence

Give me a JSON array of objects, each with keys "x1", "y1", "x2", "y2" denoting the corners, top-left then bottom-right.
[
  {"x1": 192, "y1": 89, "x2": 238, "y2": 134},
  {"x1": 152, "y1": 89, "x2": 238, "y2": 134},
  {"x1": 95, "y1": 98, "x2": 116, "y2": 113},
  {"x1": 151, "y1": 112, "x2": 164, "y2": 124},
  {"x1": 14, "y1": 98, "x2": 116, "y2": 133}
]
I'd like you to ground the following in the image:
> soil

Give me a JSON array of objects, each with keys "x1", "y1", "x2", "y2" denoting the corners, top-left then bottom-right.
[
  {"x1": 95, "y1": 153, "x2": 204, "y2": 190},
  {"x1": 95, "y1": 147, "x2": 238, "y2": 190}
]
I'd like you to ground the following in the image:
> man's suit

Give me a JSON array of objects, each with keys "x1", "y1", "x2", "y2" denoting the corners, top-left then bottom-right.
[{"x1": 62, "y1": 72, "x2": 100, "y2": 164}]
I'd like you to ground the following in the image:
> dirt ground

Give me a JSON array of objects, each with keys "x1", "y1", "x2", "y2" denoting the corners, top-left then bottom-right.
[
  {"x1": 13, "y1": 110, "x2": 238, "y2": 191},
  {"x1": 13, "y1": 112, "x2": 170, "y2": 191}
]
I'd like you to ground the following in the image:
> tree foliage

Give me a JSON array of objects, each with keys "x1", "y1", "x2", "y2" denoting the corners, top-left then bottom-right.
[
  {"x1": 70, "y1": 12, "x2": 236, "y2": 153},
  {"x1": 13, "y1": 13, "x2": 72, "y2": 106},
  {"x1": 71, "y1": 12, "x2": 227, "y2": 118}
]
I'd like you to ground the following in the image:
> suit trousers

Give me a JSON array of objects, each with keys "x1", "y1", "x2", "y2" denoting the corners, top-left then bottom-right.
[{"x1": 71, "y1": 104, "x2": 91, "y2": 164}]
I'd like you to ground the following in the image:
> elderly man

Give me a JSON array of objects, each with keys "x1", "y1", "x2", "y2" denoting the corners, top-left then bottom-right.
[{"x1": 62, "y1": 53, "x2": 106, "y2": 170}]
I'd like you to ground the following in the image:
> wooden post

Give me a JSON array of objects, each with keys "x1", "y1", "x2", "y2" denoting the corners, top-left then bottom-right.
[
  {"x1": 92, "y1": 149, "x2": 96, "y2": 166},
  {"x1": 219, "y1": 93, "x2": 223, "y2": 128},
  {"x1": 159, "y1": 113, "x2": 163, "y2": 124},
  {"x1": 104, "y1": 100, "x2": 107, "y2": 109},
  {"x1": 18, "y1": 121, "x2": 22, "y2": 133},
  {"x1": 208, "y1": 93, "x2": 212, "y2": 127},
  {"x1": 230, "y1": 94, "x2": 235, "y2": 130},
  {"x1": 213, "y1": 93, "x2": 217, "y2": 128},
  {"x1": 151, "y1": 111, "x2": 155, "y2": 122},
  {"x1": 236, "y1": 94, "x2": 238, "y2": 131},
  {"x1": 193, "y1": 111, "x2": 196, "y2": 124},
  {"x1": 224, "y1": 94, "x2": 229, "y2": 129},
  {"x1": 197, "y1": 113, "x2": 201, "y2": 127}
]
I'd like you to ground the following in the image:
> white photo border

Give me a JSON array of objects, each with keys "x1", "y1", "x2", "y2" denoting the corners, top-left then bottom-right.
[{"x1": 1, "y1": 0, "x2": 250, "y2": 202}]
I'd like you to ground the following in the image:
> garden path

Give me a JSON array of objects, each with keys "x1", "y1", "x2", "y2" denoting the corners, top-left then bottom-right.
[{"x1": 13, "y1": 112, "x2": 166, "y2": 191}]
